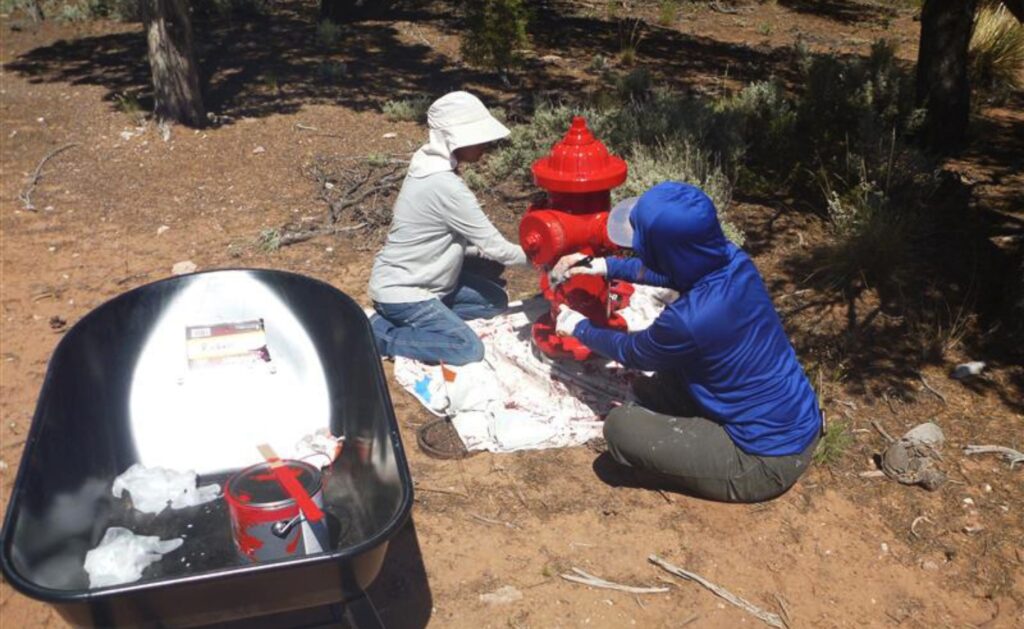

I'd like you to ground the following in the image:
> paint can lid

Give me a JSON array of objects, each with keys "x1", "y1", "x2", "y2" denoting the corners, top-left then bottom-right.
[{"x1": 226, "y1": 460, "x2": 321, "y2": 507}]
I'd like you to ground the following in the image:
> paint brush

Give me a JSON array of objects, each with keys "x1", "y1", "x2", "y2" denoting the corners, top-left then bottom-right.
[{"x1": 256, "y1": 444, "x2": 324, "y2": 523}]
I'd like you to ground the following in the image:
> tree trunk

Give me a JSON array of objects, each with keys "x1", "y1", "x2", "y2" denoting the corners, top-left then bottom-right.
[
  {"x1": 915, "y1": 0, "x2": 978, "y2": 153},
  {"x1": 141, "y1": 0, "x2": 205, "y2": 127}
]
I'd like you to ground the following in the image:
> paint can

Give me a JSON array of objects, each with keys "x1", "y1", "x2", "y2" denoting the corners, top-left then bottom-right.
[{"x1": 224, "y1": 460, "x2": 330, "y2": 562}]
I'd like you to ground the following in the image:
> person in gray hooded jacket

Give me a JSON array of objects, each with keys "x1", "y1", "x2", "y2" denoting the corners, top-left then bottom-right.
[{"x1": 368, "y1": 91, "x2": 527, "y2": 365}]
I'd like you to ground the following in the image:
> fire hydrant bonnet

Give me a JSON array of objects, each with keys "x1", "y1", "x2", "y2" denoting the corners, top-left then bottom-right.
[{"x1": 408, "y1": 91, "x2": 511, "y2": 178}]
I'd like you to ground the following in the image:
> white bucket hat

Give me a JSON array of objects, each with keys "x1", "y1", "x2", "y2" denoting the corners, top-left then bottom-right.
[{"x1": 408, "y1": 91, "x2": 511, "y2": 178}]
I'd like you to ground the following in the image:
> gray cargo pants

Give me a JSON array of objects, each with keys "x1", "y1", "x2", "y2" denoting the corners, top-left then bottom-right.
[{"x1": 603, "y1": 376, "x2": 819, "y2": 503}]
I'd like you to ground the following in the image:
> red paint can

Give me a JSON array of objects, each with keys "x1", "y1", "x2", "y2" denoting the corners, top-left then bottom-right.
[{"x1": 224, "y1": 460, "x2": 329, "y2": 562}]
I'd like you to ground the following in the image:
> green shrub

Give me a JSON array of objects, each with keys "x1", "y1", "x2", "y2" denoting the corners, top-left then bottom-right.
[
  {"x1": 617, "y1": 142, "x2": 743, "y2": 245},
  {"x1": 381, "y1": 95, "x2": 431, "y2": 122},
  {"x1": 970, "y1": 4, "x2": 1024, "y2": 101},
  {"x1": 485, "y1": 103, "x2": 617, "y2": 183},
  {"x1": 657, "y1": 0, "x2": 679, "y2": 26},
  {"x1": 618, "y1": 17, "x2": 645, "y2": 66},
  {"x1": 460, "y1": 0, "x2": 529, "y2": 73},
  {"x1": 316, "y1": 61, "x2": 348, "y2": 84},
  {"x1": 795, "y1": 40, "x2": 915, "y2": 192},
  {"x1": 813, "y1": 418, "x2": 852, "y2": 466},
  {"x1": 615, "y1": 67, "x2": 653, "y2": 103},
  {"x1": 714, "y1": 79, "x2": 796, "y2": 175},
  {"x1": 316, "y1": 20, "x2": 344, "y2": 49}
]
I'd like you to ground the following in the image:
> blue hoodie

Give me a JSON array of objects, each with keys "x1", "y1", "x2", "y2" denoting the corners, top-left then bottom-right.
[{"x1": 575, "y1": 182, "x2": 821, "y2": 456}]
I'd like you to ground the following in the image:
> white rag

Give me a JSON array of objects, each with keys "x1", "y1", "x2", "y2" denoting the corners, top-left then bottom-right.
[
  {"x1": 392, "y1": 286, "x2": 675, "y2": 452},
  {"x1": 112, "y1": 464, "x2": 221, "y2": 514},
  {"x1": 84, "y1": 527, "x2": 183, "y2": 588}
]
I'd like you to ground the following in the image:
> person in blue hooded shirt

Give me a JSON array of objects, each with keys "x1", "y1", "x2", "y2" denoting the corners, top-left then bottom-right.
[{"x1": 553, "y1": 181, "x2": 822, "y2": 503}]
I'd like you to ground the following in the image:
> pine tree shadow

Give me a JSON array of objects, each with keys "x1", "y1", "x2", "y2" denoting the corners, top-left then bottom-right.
[{"x1": 4, "y1": 0, "x2": 813, "y2": 126}]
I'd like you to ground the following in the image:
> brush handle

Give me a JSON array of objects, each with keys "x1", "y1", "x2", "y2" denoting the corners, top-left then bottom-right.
[{"x1": 257, "y1": 444, "x2": 325, "y2": 523}]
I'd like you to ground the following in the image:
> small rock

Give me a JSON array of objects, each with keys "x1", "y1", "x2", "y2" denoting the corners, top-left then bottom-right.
[
  {"x1": 963, "y1": 523, "x2": 985, "y2": 535},
  {"x1": 157, "y1": 225, "x2": 170, "y2": 236},
  {"x1": 252, "y1": 146, "x2": 266, "y2": 154},
  {"x1": 962, "y1": 497, "x2": 975, "y2": 506},
  {"x1": 880, "y1": 543, "x2": 889, "y2": 555},
  {"x1": 172, "y1": 260, "x2": 197, "y2": 275},
  {"x1": 49, "y1": 315, "x2": 67, "y2": 331},
  {"x1": 983, "y1": 483, "x2": 992, "y2": 493},
  {"x1": 382, "y1": 132, "x2": 397, "y2": 139},
  {"x1": 43, "y1": 205, "x2": 54, "y2": 212},
  {"x1": 119, "y1": 130, "x2": 135, "y2": 140},
  {"x1": 920, "y1": 560, "x2": 939, "y2": 571},
  {"x1": 540, "y1": 54, "x2": 563, "y2": 63},
  {"x1": 0, "y1": 460, "x2": 8, "y2": 472},
  {"x1": 951, "y1": 361, "x2": 985, "y2": 380},
  {"x1": 479, "y1": 585, "x2": 522, "y2": 605},
  {"x1": 37, "y1": 117, "x2": 45, "y2": 123},
  {"x1": 325, "y1": 247, "x2": 334, "y2": 253}
]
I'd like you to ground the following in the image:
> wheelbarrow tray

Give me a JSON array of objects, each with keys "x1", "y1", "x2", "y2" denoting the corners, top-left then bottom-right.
[{"x1": 1, "y1": 269, "x2": 413, "y2": 627}]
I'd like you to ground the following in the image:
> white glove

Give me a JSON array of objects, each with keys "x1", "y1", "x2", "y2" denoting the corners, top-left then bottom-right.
[
  {"x1": 555, "y1": 305, "x2": 588, "y2": 337},
  {"x1": 549, "y1": 254, "x2": 608, "y2": 285}
]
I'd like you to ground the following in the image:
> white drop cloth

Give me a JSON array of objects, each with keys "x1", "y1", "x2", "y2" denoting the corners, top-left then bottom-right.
[{"x1": 391, "y1": 286, "x2": 674, "y2": 452}]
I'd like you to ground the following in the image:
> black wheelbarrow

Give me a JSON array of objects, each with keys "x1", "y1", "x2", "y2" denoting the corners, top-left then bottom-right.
[{"x1": 0, "y1": 269, "x2": 414, "y2": 628}]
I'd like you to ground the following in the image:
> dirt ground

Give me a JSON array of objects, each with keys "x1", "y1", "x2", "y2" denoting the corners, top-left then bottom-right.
[{"x1": 2, "y1": 1, "x2": 1022, "y2": 627}]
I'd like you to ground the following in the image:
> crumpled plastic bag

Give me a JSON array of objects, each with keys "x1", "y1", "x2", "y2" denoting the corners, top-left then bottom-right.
[
  {"x1": 84, "y1": 527, "x2": 183, "y2": 588},
  {"x1": 112, "y1": 463, "x2": 220, "y2": 514},
  {"x1": 881, "y1": 422, "x2": 946, "y2": 491}
]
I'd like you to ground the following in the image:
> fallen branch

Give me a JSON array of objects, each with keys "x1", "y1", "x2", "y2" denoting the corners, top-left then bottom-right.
[
  {"x1": 413, "y1": 484, "x2": 469, "y2": 499},
  {"x1": 470, "y1": 512, "x2": 519, "y2": 529},
  {"x1": 871, "y1": 420, "x2": 895, "y2": 444},
  {"x1": 708, "y1": 1, "x2": 743, "y2": 14},
  {"x1": 561, "y1": 568, "x2": 669, "y2": 595},
  {"x1": 963, "y1": 445, "x2": 1024, "y2": 469},
  {"x1": 19, "y1": 143, "x2": 77, "y2": 210},
  {"x1": 917, "y1": 373, "x2": 946, "y2": 405},
  {"x1": 273, "y1": 223, "x2": 367, "y2": 248},
  {"x1": 649, "y1": 555, "x2": 785, "y2": 628}
]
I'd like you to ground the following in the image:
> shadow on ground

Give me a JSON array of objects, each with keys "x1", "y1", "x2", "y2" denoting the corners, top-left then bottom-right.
[{"x1": 4, "y1": 0, "x2": 819, "y2": 124}]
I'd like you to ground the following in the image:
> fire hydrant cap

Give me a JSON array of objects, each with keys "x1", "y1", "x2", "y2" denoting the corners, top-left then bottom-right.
[{"x1": 532, "y1": 117, "x2": 627, "y2": 193}]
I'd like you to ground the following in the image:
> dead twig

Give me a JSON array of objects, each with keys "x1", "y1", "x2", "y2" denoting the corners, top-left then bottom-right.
[
  {"x1": 470, "y1": 512, "x2": 519, "y2": 530},
  {"x1": 413, "y1": 484, "x2": 469, "y2": 499},
  {"x1": 963, "y1": 445, "x2": 1024, "y2": 469},
  {"x1": 115, "y1": 272, "x2": 151, "y2": 286},
  {"x1": 708, "y1": 1, "x2": 743, "y2": 14},
  {"x1": 871, "y1": 420, "x2": 895, "y2": 444},
  {"x1": 910, "y1": 516, "x2": 932, "y2": 539},
  {"x1": 19, "y1": 143, "x2": 77, "y2": 210},
  {"x1": 917, "y1": 373, "x2": 946, "y2": 405},
  {"x1": 649, "y1": 555, "x2": 785, "y2": 628},
  {"x1": 773, "y1": 594, "x2": 793, "y2": 628},
  {"x1": 561, "y1": 567, "x2": 669, "y2": 595},
  {"x1": 275, "y1": 222, "x2": 368, "y2": 248}
]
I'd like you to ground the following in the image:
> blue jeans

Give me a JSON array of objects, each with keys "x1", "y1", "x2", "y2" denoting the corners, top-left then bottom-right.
[{"x1": 370, "y1": 273, "x2": 508, "y2": 366}]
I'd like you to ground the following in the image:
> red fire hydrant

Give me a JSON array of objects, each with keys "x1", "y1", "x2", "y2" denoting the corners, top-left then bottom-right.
[{"x1": 519, "y1": 117, "x2": 634, "y2": 360}]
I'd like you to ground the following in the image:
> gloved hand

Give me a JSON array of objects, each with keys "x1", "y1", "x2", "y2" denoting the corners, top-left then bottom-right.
[
  {"x1": 549, "y1": 253, "x2": 608, "y2": 285},
  {"x1": 555, "y1": 305, "x2": 588, "y2": 337}
]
